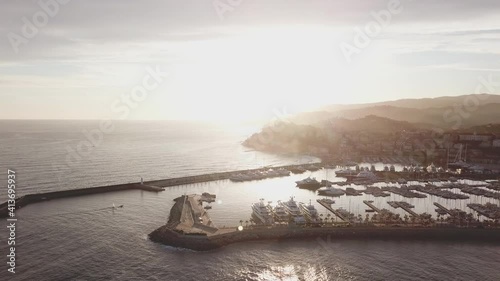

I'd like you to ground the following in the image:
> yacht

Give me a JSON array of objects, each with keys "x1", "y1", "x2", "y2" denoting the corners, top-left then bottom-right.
[
  {"x1": 335, "y1": 168, "x2": 357, "y2": 177},
  {"x1": 280, "y1": 197, "x2": 306, "y2": 224},
  {"x1": 270, "y1": 202, "x2": 289, "y2": 222},
  {"x1": 251, "y1": 199, "x2": 274, "y2": 225},
  {"x1": 295, "y1": 177, "x2": 321, "y2": 189},
  {"x1": 318, "y1": 186, "x2": 346, "y2": 196},
  {"x1": 352, "y1": 171, "x2": 378, "y2": 183},
  {"x1": 318, "y1": 198, "x2": 335, "y2": 205},
  {"x1": 299, "y1": 201, "x2": 319, "y2": 223}
]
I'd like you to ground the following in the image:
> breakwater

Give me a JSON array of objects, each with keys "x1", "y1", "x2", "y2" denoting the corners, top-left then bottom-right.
[
  {"x1": 0, "y1": 183, "x2": 164, "y2": 218},
  {"x1": 0, "y1": 163, "x2": 320, "y2": 218},
  {"x1": 150, "y1": 193, "x2": 500, "y2": 251},
  {"x1": 149, "y1": 225, "x2": 500, "y2": 251}
]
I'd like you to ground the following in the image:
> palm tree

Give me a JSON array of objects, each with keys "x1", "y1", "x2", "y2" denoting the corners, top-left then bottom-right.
[
  {"x1": 245, "y1": 220, "x2": 249, "y2": 227},
  {"x1": 239, "y1": 220, "x2": 243, "y2": 226}
]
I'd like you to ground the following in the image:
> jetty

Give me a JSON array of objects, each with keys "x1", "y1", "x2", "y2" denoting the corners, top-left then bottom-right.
[
  {"x1": 0, "y1": 163, "x2": 320, "y2": 218},
  {"x1": 316, "y1": 199, "x2": 347, "y2": 222},
  {"x1": 149, "y1": 194, "x2": 500, "y2": 251},
  {"x1": 0, "y1": 183, "x2": 164, "y2": 217}
]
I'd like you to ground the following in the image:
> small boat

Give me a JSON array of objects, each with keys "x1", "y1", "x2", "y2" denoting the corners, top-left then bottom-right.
[{"x1": 295, "y1": 177, "x2": 321, "y2": 189}]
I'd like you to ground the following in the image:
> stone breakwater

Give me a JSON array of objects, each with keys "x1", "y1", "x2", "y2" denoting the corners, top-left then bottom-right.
[{"x1": 149, "y1": 225, "x2": 500, "y2": 251}]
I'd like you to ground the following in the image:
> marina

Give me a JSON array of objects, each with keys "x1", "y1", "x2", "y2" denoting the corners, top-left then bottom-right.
[{"x1": 149, "y1": 193, "x2": 500, "y2": 251}]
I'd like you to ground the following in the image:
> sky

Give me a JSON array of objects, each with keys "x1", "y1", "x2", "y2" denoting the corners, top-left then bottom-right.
[{"x1": 1, "y1": 0, "x2": 500, "y2": 121}]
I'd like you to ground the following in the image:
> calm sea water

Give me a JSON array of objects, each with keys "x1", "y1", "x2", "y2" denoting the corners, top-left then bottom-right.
[{"x1": 1, "y1": 120, "x2": 499, "y2": 281}]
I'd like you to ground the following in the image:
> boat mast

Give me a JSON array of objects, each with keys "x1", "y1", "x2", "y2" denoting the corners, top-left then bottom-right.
[{"x1": 464, "y1": 143, "x2": 467, "y2": 162}]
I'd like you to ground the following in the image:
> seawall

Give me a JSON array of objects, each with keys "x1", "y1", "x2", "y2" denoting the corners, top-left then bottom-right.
[
  {"x1": 0, "y1": 183, "x2": 163, "y2": 218},
  {"x1": 0, "y1": 162, "x2": 320, "y2": 217},
  {"x1": 149, "y1": 226, "x2": 500, "y2": 251}
]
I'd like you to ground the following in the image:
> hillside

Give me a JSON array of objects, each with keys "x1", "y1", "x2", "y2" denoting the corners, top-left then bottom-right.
[
  {"x1": 319, "y1": 94, "x2": 500, "y2": 111},
  {"x1": 294, "y1": 100, "x2": 500, "y2": 129}
]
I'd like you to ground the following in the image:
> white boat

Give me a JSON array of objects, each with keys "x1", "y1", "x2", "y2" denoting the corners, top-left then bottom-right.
[
  {"x1": 353, "y1": 171, "x2": 378, "y2": 183},
  {"x1": 280, "y1": 197, "x2": 306, "y2": 224},
  {"x1": 335, "y1": 168, "x2": 356, "y2": 177},
  {"x1": 318, "y1": 186, "x2": 345, "y2": 196},
  {"x1": 295, "y1": 177, "x2": 320, "y2": 189},
  {"x1": 319, "y1": 198, "x2": 335, "y2": 205},
  {"x1": 251, "y1": 199, "x2": 274, "y2": 225},
  {"x1": 269, "y1": 201, "x2": 289, "y2": 222},
  {"x1": 299, "y1": 201, "x2": 319, "y2": 223}
]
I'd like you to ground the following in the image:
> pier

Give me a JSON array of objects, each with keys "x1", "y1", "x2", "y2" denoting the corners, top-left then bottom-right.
[
  {"x1": 388, "y1": 201, "x2": 418, "y2": 217},
  {"x1": 0, "y1": 162, "x2": 320, "y2": 218},
  {"x1": 316, "y1": 199, "x2": 347, "y2": 222},
  {"x1": 433, "y1": 202, "x2": 452, "y2": 216},
  {"x1": 363, "y1": 200, "x2": 381, "y2": 213}
]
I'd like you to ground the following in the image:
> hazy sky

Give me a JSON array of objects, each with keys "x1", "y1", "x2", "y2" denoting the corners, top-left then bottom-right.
[{"x1": 1, "y1": 0, "x2": 500, "y2": 121}]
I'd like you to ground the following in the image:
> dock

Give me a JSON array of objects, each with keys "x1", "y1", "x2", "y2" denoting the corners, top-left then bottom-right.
[
  {"x1": 316, "y1": 199, "x2": 347, "y2": 222},
  {"x1": 433, "y1": 202, "x2": 452, "y2": 216},
  {"x1": 388, "y1": 201, "x2": 418, "y2": 217},
  {"x1": 363, "y1": 200, "x2": 381, "y2": 213}
]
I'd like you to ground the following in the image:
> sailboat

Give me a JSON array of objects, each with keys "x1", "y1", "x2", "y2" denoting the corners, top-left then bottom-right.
[{"x1": 448, "y1": 144, "x2": 470, "y2": 170}]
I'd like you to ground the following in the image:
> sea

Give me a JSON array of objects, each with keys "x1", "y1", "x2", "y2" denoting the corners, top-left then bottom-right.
[{"x1": 1, "y1": 120, "x2": 499, "y2": 281}]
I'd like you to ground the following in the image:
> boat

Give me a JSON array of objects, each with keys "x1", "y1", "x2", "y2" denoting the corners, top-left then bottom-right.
[
  {"x1": 299, "y1": 200, "x2": 319, "y2": 223},
  {"x1": 251, "y1": 199, "x2": 274, "y2": 225},
  {"x1": 201, "y1": 192, "x2": 216, "y2": 203},
  {"x1": 280, "y1": 197, "x2": 306, "y2": 224},
  {"x1": 397, "y1": 178, "x2": 407, "y2": 184},
  {"x1": 289, "y1": 166, "x2": 307, "y2": 174},
  {"x1": 318, "y1": 186, "x2": 345, "y2": 196},
  {"x1": 295, "y1": 177, "x2": 321, "y2": 189},
  {"x1": 269, "y1": 202, "x2": 289, "y2": 222},
  {"x1": 319, "y1": 198, "x2": 335, "y2": 205},
  {"x1": 352, "y1": 171, "x2": 377, "y2": 183},
  {"x1": 426, "y1": 163, "x2": 437, "y2": 173},
  {"x1": 335, "y1": 168, "x2": 357, "y2": 177},
  {"x1": 448, "y1": 144, "x2": 470, "y2": 170},
  {"x1": 204, "y1": 205, "x2": 212, "y2": 210}
]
